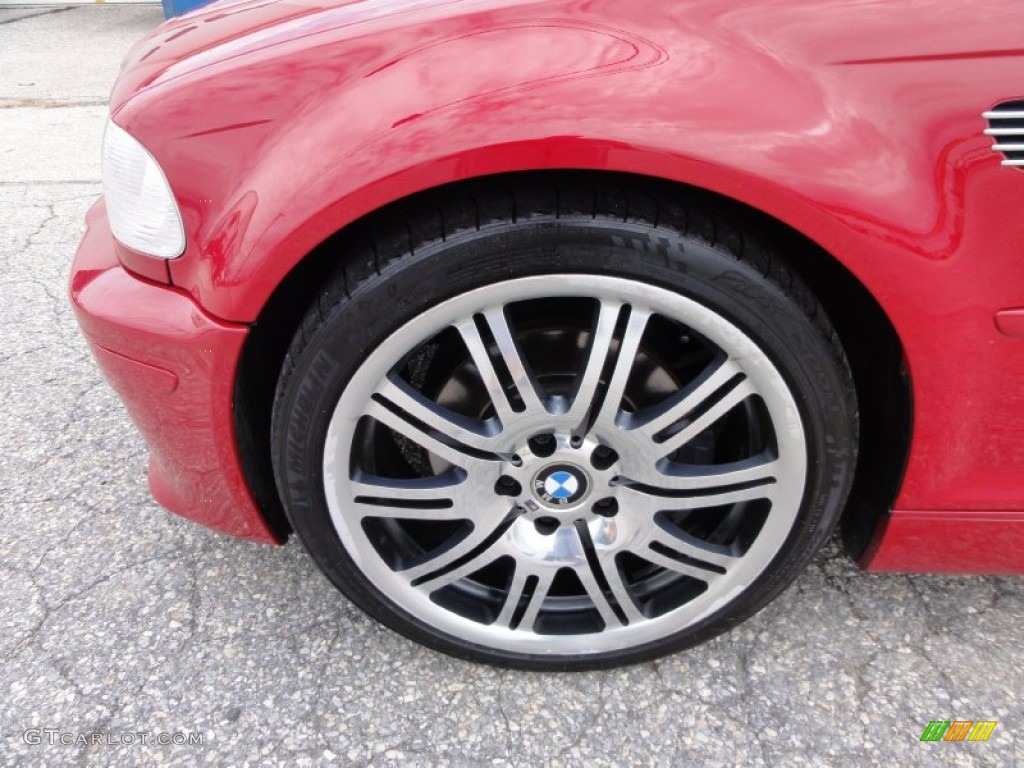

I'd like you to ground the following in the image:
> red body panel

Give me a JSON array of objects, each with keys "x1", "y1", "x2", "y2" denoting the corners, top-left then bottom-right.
[
  {"x1": 865, "y1": 510, "x2": 1024, "y2": 575},
  {"x1": 72, "y1": 0, "x2": 1024, "y2": 570},
  {"x1": 71, "y1": 201, "x2": 280, "y2": 543}
]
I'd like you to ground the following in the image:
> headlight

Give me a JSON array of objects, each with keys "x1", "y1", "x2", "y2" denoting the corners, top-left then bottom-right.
[{"x1": 101, "y1": 120, "x2": 185, "y2": 259}]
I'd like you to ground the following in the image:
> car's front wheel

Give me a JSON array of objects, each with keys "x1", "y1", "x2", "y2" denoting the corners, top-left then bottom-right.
[{"x1": 271, "y1": 179, "x2": 857, "y2": 670}]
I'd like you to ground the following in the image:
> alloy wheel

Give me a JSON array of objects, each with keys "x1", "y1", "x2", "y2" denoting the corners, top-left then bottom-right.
[{"x1": 322, "y1": 275, "x2": 807, "y2": 656}]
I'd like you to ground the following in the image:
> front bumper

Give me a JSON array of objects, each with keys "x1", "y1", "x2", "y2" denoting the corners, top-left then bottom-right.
[{"x1": 70, "y1": 200, "x2": 280, "y2": 543}]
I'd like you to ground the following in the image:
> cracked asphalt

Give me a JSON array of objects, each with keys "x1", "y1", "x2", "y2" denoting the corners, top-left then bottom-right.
[{"x1": 1, "y1": 6, "x2": 1022, "y2": 767}]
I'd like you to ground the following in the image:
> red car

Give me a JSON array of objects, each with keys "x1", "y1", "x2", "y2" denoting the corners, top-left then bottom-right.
[{"x1": 71, "y1": 0, "x2": 1024, "y2": 669}]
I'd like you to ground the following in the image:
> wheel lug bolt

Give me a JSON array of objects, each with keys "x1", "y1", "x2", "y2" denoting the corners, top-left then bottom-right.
[
  {"x1": 494, "y1": 476, "x2": 522, "y2": 496},
  {"x1": 535, "y1": 516, "x2": 560, "y2": 535},
  {"x1": 528, "y1": 433, "x2": 556, "y2": 457},
  {"x1": 593, "y1": 498, "x2": 618, "y2": 517},
  {"x1": 590, "y1": 445, "x2": 619, "y2": 470}
]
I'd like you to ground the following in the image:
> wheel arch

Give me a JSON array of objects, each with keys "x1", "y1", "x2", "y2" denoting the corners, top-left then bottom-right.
[{"x1": 234, "y1": 169, "x2": 910, "y2": 558}]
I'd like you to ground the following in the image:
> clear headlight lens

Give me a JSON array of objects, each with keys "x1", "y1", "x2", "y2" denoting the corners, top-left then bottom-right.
[{"x1": 101, "y1": 120, "x2": 185, "y2": 259}]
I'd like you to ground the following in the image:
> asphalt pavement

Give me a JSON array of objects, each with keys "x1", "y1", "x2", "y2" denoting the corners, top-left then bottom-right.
[{"x1": 0, "y1": 6, "x2": 1021, "y2": 767}]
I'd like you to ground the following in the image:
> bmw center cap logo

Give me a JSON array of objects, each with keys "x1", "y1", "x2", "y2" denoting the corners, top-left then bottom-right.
[{"x1": 534, "y1": 464, "x2": 589, "y2": 507}]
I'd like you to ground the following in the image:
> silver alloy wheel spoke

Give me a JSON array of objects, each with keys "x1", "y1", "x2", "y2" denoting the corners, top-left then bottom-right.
[
  {"x1": 374, "y1": 376, "x2": 500, "y2": 452},
  {"x1": 654, "y1": 379, "x2": 757, "y2": 458},
  {"x1": 577, "y1": 564, "x2": 628, "y2": 628},
  {"x1": 590, "y1": 309, "x2": 652, "y2": 431},
  {"x1": 582, "y1": 557, "x2": 644, "y2": 625},
  {"x1": 351, "y1": 503, "x2": 468, "y2": 522},
  {"x1": 365, "y1": 397, "x2": 496, "y2": 469},
  {"x1": 413, "y1": 549, "x2": 503, "y2": 592},
  {"x1": 401, "y1": 513, "x2": 516, "y2": 585},
  {"x1": 625, "y1": 357, "x2": 744, "y2": 439},
  {"x1": 641, "y1": 545, "x2": 726, "y2": 583},
  {"x1": 456, "y1": 318, "x2": 519, "y2": 426},
  {"x1": 515, "y1": 570, "x2": 556, "y2": 632},
  {"x1": 564, "y1": 298, "x2": 624, "y2": 426},
  {"x1": 481, "y1": 307, "x2": 548, "y2": 416},
  {"x1": 494, "y1": 567, "x2": 533, "y2": 628},
  {"x1": 597, "y1": 558, "x2": 645, "y2": 623},
  {"x1": 574, "y1": 518, "x2": 645, "y2": 624},
  {"x1": 625, "y1": 456, "x2": 781, "y2": 492},
  {"x1": 349, "y1": 474, "x2": 464, "y2": 501},
  {"x1": 647, "y1": 528, "x2": 738, "y2": 571},
  {"x1": 349, "y1": 476, "x2": 469, "y2": 521},
  {"x1": 618, "y1": 482, "x2": 776, "y2": 512},
  {"x1": 324, "y1": 275, "x2": 808, "y2": 656}
]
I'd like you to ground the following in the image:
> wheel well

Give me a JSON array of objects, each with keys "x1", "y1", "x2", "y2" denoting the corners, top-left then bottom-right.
[{"x1": 234, "y1": 170, "x2": 911, "y2": 555}]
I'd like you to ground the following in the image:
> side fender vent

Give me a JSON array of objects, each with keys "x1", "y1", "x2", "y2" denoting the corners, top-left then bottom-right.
[{"x1": 983, "y1": 101, "x2": 1024, "y2": 167}]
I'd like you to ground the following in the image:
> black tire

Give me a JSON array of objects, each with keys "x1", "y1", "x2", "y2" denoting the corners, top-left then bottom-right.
[{"x1": 271, "y1": 177, "x2": 858, "y2": 670}]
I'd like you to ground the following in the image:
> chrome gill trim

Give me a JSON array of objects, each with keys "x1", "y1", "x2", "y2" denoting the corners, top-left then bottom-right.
[
  {"x1": 983, "y1": 103, "x2": 1024, "y2": 167},
  {"x1": 983, "y1": 110, "x2": 1024, "y2": 120}
]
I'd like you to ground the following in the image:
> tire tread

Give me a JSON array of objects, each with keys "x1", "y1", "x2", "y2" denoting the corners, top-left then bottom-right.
[{"x1": 274, "y1": 178, "x2": 852, "y2": 428}]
